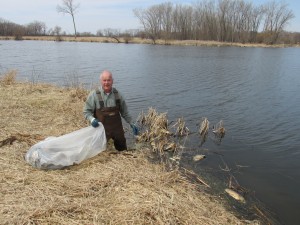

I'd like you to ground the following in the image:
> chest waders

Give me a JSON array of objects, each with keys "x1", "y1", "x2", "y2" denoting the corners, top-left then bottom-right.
[{"x1": 94, "y1": 88, "x2": 127, "y2": 151}]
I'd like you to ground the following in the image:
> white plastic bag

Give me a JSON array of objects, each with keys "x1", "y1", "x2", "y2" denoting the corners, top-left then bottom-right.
[{"x1": 25, "y1": 123, "x2": 106, "y2": 170}]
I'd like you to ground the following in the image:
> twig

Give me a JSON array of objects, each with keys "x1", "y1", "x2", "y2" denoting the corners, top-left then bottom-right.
[
  {"x1": 195, "y1": 176, "x2": 211, "y2": 188},
  {"x1": 253, "y1": 205, "x2": 273, "y2": 225},
  {"x1": 183, "y1": 168, "x2": 210, "y2": 188}
]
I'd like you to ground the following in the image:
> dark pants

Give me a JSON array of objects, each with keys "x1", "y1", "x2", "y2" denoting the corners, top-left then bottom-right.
[{"x1": 96, "y1": 109, "x2": 127, "y2": 151}]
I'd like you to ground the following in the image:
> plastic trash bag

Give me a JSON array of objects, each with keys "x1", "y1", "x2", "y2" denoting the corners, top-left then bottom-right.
[{"x1": 25, "y1": 123, "x2": 106, "y2": 170}]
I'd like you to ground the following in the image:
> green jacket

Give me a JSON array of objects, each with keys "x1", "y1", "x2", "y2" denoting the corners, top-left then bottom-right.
[{"x1": 83, "y1": 87, "x2": 132, "y2": 124}]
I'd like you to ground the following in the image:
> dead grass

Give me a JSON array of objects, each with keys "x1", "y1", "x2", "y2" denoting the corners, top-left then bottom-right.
[
  {"x1": 0, "y1": 71, "x2": 261, "y2": 224},
  {"x1": 0, "y1": 69, "x2": 17, "y2": 85},
  {"x1": 1, "y1": 35, "x2": 299, "y2": 48}
]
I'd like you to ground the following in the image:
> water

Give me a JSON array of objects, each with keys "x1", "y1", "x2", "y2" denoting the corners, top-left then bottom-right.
[{"x1": 1, "y1": 40, "x2": 300, "y2": 224}]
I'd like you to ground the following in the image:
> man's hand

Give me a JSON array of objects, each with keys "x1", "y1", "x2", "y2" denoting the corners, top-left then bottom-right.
[
  {"x1": 130, "y1": 124, "x2": 139, "y2": 135},
  {"x1": 91, "y1": 118, "x2": 99, "y2": 128}
]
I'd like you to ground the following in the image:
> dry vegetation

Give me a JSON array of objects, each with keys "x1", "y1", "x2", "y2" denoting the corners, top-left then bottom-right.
[
  {"x1": 0, "y1": 71, "x2": 263, "y2": 224},
  {"x1": 1, "y1": 35, "x2": 299, "y2": 48}
]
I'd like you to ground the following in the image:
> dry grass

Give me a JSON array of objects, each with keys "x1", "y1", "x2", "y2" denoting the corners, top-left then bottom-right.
[
  {"x1": 199, "y1": 117, "x2": 210, "y2": 139},
  {"x1": 0, "y1": 69, "x2": 17, "y2": 85},
  {"x1": 1, "y1": 35, "x2": 298, "y2": 48},
  {"x1": 0, "y1": 71, "x2": 261, "y2": 224},
  {"x1": 135, "y1": 108, "x2": 191, "y2": 159}
]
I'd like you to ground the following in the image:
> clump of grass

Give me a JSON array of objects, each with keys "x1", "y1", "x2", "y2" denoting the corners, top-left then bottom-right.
[
  {"x1": 0, "y1": 70, "x2": 17, "y2": 85},
  {"x1": 136, "y1": 107, "x2": 189, "y2": 156}
]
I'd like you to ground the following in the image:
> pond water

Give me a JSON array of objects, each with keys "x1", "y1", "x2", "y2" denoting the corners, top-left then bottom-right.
[{"x1": 1, "y1": 40, "x2": 300, "y2": 225}]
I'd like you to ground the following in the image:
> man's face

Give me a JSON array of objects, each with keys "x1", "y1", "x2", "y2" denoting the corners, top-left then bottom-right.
[{"x1": 101, "y1": 72, "x2": 113, "y2": 93}]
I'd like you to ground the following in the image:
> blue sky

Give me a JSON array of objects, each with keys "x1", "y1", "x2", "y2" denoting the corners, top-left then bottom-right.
[{"x1": 0, "y1": 0, "x2": 299, "y2": 34}]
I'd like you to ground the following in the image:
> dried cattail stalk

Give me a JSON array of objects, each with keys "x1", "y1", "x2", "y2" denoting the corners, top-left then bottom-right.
[
  {"x1": 212, "y1": 120, "x2": 226, "y2": 139},
  {"x1": 199, "y1": 117, "x2": 209, "y2": 138},
  {"x1": 173, "y1": 117, "x2": 190, "y2": 136}
]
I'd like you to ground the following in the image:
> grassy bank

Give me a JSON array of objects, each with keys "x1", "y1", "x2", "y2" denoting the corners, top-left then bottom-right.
[
  {"x1": 1, "y1": 35, "x2": 299, "y2": 48},
  {"x1": 0, "y1": 71, "x2": 263, "y2": 224}
]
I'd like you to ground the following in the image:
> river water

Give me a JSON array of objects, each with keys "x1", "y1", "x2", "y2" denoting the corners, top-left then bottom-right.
[{"x1": 1, "y1": 40, "x2": 300, "y2": 224}]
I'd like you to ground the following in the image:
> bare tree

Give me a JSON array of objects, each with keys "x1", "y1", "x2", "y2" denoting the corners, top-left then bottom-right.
[
  {"x1": 50, "y1": 26, "x2": 63, "y2": 41},
  {"x1": 262, "y1": 1, "x2": 294, "y2": 44},
  {"x1": 0, "y1": 18, "x2": 25, "y2": 38},
  {"x1": 217, "y1": 0, "x2": 232, "y2": 42},
  {"x1": 193, "y1": 1, "x2": 218, "y2": 41},
  {"x1": 57, "y1": 0, "x2": 79, "y2": 38},
  {"x1": 124, "y1": 29, "x2": 140, "y2": 37},
  {"x1": 135, "y1": 2, "x2": 174, "y2": 43},
  {"x1": 26, "y1": 21, "x2": 46, "y2": 36},
  {"x1": 159, "y1": 2, "x2": 173, "y2": 43},
  {"x1": 53, "y1": 26, "x2": 62, "y2": 35},
  {"x1": 172, "y1": 4, "x2": 193, "y2": 40},
  {"x1": 134, "y1": 5, "x2": 163, "y2": 44},
  {"x1": 96, "y1": 29, "x2": 103, "y2": 37},
  {"x1": 231, "y1": 0, "x2": 253, "y2": 43},
  {"x1": 248, "y1": 5, "x2": 264, "y2": 43},
  {"x1": 103, "y1": 28, "x2": 121, "y2": 43}
]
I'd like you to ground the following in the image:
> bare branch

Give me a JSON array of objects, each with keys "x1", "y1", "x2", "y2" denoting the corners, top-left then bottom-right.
[{"x1": 57, "y1": 0, "x2": 79, "y2": 38}]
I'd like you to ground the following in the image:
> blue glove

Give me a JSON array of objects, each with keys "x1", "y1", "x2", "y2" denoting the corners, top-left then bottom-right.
[
  {"x1": 130, "y1": 124, "x2": 139, "y2": 135},
  {"x1": 91, "y1": 118, "x2": 99, "y2": 128}
]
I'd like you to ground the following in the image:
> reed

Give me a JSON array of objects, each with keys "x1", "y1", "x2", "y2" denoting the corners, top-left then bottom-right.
[
  {"x1": 1, "y1": 35, "x2": 296, "y2": 48},
  {"x1": 212, "y1": 120, "x2": 226, "y2": 139}
]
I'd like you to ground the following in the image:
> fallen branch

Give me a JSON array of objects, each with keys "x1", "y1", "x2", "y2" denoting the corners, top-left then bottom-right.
[{"x1": 0, "y1": 133, "x2": 44, "y2": 147}]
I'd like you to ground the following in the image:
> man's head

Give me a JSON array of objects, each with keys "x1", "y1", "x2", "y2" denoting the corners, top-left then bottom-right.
[{"x1": 100, "y1": 70, "x2": 113, "y2": 93}]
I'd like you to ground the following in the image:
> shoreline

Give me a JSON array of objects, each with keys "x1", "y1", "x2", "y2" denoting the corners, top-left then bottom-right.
[
  {"x1": 0, "y1": 73, "x2": 269, "y2": 224},
  {"x1": 1, "y1": 35, "x2": 299, "y2": 48}
]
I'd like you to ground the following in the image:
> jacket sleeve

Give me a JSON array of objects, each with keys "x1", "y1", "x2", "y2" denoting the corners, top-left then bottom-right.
[{"x1": 83, "y1": 90, "x2": 97, "y2": 122}]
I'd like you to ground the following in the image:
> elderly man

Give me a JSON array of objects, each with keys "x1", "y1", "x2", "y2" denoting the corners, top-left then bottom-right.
[{"x1": 83, "y1": 70, "x2": 138, "y2": 151}]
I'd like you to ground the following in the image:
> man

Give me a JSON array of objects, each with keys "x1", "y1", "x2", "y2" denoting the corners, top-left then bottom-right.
[{"x1": 83, "y1": 70, "x2": 138, "y2": 151}]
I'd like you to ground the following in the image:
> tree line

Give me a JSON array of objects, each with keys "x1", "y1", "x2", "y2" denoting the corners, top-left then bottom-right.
[
  {"x1": 0, "y1": 0, "x2": 299, "y2": 45},
  {"x1": 134, "y1": 0, "x2": 297, "y2": 44},
  {"x1": 0, "y1": 19, "x2": 47, "y2": 39},
  {"x1": 0, "y1": 17, "x2": 139, "y2": 41},
  {"x1": 0, "y1": 0, "x2": 78, "y2": 39}
]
